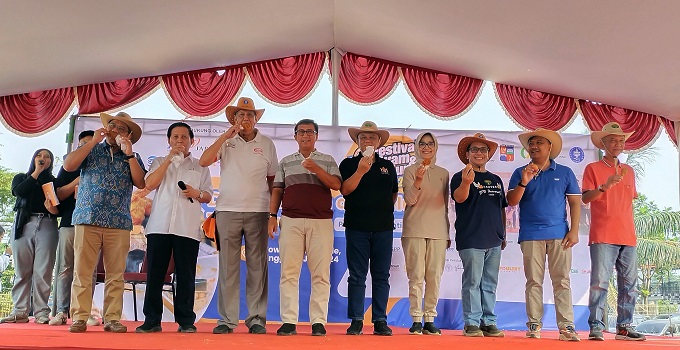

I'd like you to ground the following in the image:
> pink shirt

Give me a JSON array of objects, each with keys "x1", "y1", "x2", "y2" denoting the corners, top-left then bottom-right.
[{"x1": 582, "y1": 159, "x2": 637, "y2": 246}]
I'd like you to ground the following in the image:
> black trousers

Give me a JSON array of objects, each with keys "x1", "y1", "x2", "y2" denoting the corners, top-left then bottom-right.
[{"x1": 142, "y1": 234, "x2": 199, "y2": 326}]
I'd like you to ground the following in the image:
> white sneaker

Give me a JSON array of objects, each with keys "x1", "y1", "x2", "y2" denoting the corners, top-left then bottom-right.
[
  {"x1": 87, "y1": 316, "x2": 101, "y2": 326},
  {"x1": 49, "y1": 312, "x2": 67, "y2": 326}
]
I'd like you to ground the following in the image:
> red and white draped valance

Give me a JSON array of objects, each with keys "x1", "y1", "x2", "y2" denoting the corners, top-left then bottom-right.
[
  {"x1": 494, "y1": 83, "x2": 577, "y2": 131},
  {"x1": 0, "y1": 51, "x2": 676, "y2": 150},
  {"x1": 161, "y1": 67, "x2": 246, "y2": 119},
  {"x1": 578, "y1": 100, "x2": 662, "y2": 151},
  {"x1": 0, "y1": 88, "x2": 75, "y2": 136}
]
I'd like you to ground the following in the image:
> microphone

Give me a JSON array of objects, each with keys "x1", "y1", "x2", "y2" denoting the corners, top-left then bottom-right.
[
  {"x1": 38, "y1": 160, "x2": 45, "y2": 166},
  {"x1": 177, "y1": 181, "x2": 193, "y2": 203}
]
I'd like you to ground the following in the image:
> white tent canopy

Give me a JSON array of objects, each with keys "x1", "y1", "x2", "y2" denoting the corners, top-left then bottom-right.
[{"x1": 2, "y1": 0, "x2": 680, "y2": 121}]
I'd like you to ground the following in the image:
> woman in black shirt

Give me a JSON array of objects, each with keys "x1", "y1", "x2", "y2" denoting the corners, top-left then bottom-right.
[{"x1": 0, "y1": 149, "x2": 59, "y2": 324}]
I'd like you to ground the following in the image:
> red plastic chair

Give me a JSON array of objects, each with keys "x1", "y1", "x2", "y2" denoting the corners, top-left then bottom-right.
[{"x1": 123, "y1": 252, "x2": 175, "y2": 321}]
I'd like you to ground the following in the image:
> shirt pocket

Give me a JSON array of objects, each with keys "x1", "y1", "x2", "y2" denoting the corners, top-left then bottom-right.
[{"x1": 183, "y1": 170, "x2": 202, "y2": 189}]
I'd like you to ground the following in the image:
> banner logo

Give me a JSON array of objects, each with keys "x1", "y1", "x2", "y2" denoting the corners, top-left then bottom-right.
[
  {"x1": 499, "y1": 145, "x2": 514, "y2": 162},
  {"x1": 569, "y1": 146, "x2": 585, "y2": 163}
]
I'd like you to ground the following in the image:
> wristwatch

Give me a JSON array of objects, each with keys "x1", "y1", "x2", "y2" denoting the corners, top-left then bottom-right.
[
  {"x1": 597, "y1": 185, "x2": 606, "y2": 193},
  {"x1": 269, "y1": 213, "x2": 278, "y2": 218},
  {"x1": 124, "y1": 154, "x2": 135, "y2": 160}
]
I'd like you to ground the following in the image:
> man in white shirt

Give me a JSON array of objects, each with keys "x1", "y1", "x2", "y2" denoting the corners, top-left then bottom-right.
[
  {"x1": 136, "y1": 122, "x2": 213, "y2": 334},
  {"x1": 199, "y1": 97, "x2": 278, "y2": 334}
]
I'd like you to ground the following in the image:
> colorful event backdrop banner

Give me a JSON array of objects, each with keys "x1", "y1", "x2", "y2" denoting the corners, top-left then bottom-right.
[{"x1": 74, "y1": 117, "x2": 597, "y2": 330}]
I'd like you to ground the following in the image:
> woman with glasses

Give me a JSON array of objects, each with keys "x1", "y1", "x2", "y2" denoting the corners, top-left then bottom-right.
[
  {"x1": 0, "y1": 149, "x2": 59, "y2": 324},
  {"x1": 401, "y1": 132, "x2": 450, "y2": 335}
]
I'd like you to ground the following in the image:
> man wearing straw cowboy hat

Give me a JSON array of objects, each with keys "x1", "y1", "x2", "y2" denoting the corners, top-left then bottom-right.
[
  {"x1": 64, "y1": 112, "x2": 147, "y2": 333},
  {"x1": 581, "y1": 122, "x2": 646, "y2": 341},
  {"x1": 199, "y1": 97, "x2": 278, "y2": 335},
  {"x1": 451, "y1": 133, "x2": 507, "y2": 338},
  {"x1": 339, "y1": 121, "x2": 398, "y2": 336},
  {"x1": 507, "y1": 128, "x2": 581, "y2": 341}
]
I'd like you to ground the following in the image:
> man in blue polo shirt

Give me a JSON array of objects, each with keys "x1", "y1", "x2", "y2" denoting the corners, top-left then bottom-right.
[{"x1": 507, "y1": 129, "x2": 581, "y2": 342}]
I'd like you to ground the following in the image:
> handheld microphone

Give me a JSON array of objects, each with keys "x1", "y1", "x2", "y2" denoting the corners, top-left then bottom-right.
[
  {"x1": 177, "y1": 181, "x2": 194, "y2": 203},
  {"x1": 38, "y1": 160, "x2": 45, "y2": 166}
]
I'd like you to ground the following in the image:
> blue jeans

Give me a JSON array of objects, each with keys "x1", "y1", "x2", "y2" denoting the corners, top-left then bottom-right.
[
  {"x1": 345, "y1": 229, "x2": 393, "y2": 323},
  {"x1": 459, "y1": 246, "x2": 502, "y2": 327},
  {"x1": 588, "y1": 244, "x2": 638, "y2": 330}
]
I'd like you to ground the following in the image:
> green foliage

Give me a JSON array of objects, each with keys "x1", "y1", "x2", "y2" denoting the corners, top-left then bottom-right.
[
  {"x1": 625, "y1": 147, "x2": 660, "y2": 183},
  {"x1": 0, "y1": 165, "x2": 18, "y2": 226},
  {"x1": 633, "y1": 195, "x2": 680, "y2": 306}
]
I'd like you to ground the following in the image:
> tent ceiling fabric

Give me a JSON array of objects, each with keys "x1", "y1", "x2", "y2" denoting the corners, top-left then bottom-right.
[{"x1": 2, "y1": 0, "x2": 680, "y2": 120}]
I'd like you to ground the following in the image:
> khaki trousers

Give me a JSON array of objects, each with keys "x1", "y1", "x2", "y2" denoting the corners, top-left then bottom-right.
[
  {"x1": 401, "y1": 237, "x2": 447, "y2": 322},
  {"x1": 278, "y1": 216, "x2": 334, "y2": 324},
  {"x1": 520, "y1": 239, "x2": 575, "y2": 329},
  {"x1": 70, "y1": 225, "x2": 130, "y2": 322}
]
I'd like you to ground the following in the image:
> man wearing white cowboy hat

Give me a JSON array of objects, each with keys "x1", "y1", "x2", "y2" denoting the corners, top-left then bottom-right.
[
  {"x1": 339, "y1": 121, "x2": 398, "y2": 336},
  {"x1": 199, "y1": 97, "x2": 277, "y2": 335},
  {"x1": 507, "y1": 128, "x2": 581, "y2": 341},
  {"x1": 581, "y1": 122, "x2": 645, "y2": 341},
  {"x1": 63, "y1": 111, "x2": 147, "y2": 333},
  {"x1": 451, "y1": 133, "x2": 507, "y2": 338}
]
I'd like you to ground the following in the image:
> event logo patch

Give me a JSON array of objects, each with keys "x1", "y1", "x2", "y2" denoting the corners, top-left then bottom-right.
[
  {"x1": 569, "y1": 146, "x2": 584, "y2": 163},
  {"x1": 499, "y1": 145, "x2": 514, "y2": 161},
  {"x1": 253, "y1": 147, "x2": 263, "y2": 155}
]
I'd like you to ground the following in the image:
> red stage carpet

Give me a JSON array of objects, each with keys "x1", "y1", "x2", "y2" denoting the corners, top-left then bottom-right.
[{"x1": 0, "y1": 321, "x2": 677, "y2": 350}]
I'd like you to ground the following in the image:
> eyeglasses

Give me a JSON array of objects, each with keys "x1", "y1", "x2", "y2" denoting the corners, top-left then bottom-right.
[
  {"x1": 418, "y1": 142, "x2": 435, "y2": 148},
  {"x1": 107, "y1": 122, "x2": 129, "y2": 134},
  {"x1": 468, "y1": 147, "x2": 489, "y2": 154},
  {"x1": 295, "y1": 129, "x2": 317, "y2": 136}
]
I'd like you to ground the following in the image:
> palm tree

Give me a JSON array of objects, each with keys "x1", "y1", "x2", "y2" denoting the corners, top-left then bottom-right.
[{"x1": 634, "y1": 211, "x2": 680, "y2": 306}]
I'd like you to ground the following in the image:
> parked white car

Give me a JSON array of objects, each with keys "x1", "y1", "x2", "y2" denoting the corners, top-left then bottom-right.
[{"x1": 635, "y1": 319, "x2": 680, "y2": 337}]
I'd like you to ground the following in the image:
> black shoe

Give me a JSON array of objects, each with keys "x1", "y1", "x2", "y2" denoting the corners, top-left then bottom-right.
[
  {"x1": 615, "y1": 324, "x2": 646, "y2": 341},
  {"x1": 249, "y1": 324, "x2": 267, "y2": 334},
  {"x1": 409, "y1": 322, "x2": 423, "y2": 335},
  {"x1": 311, "y1": 323, "x2": 326, "y2": 336},
  {"x1": 212, "y1": 324, "x2": 234, "y2": 334},
  {"x1": 277, "y1": 323, "x2": 297, "y2": 336},
  {"x1": 135, "y1": 323, "x2": 161, "y2": 333},
  {"x1": 588, "y1": 328, "x2": 604, "y2": 341},
  {"x1": 346, "y1": 320, "x2": 363, "y2": 335},
  {"x1": 480, "y1": 324, "x2": 504, "y2": 337},
  {"x1": 423, "y1": 322, "x2": 441, "y2": 335},
  {"x1": 178, "y1": 324, "x2": 197, "y2": 333},
  {"x1": 373, "y1": 321, "x2": 392, "y2": 336}
]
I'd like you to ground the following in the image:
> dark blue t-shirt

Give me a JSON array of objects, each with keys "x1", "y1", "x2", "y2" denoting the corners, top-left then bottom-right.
[{"x1": 451, "y1": 170, "x2": 507, "y2": 250}]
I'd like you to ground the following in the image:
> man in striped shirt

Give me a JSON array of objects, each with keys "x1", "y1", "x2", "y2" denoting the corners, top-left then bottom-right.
[{"x1": 268, "y1": 119, "x2": 342, "y2": 337}]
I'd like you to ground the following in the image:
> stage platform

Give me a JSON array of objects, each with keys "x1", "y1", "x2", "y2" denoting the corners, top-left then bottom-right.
[{"x1": 0, "y1": 321, "x2": 677, "y2": 350}]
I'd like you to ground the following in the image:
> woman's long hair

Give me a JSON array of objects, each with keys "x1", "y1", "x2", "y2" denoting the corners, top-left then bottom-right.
[{"x1": 26, "y1": 148, "x2": 55, "y2": 176}]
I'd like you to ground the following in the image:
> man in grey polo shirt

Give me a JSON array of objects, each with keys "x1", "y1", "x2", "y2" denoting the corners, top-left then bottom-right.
[{"x1": 268, "y1": 119, "x2": 341, "y2": 336}]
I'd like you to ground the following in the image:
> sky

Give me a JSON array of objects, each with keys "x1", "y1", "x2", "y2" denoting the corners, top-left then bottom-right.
[{"x1": 1, "y1": 76, "x2": 678, "y2": 210}]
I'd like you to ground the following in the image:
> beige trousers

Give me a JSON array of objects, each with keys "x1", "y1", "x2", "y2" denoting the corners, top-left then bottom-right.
[
  {"x1": 70, "y1": 225, "x2": 130, "y2": 322},
  {"x1": 278, "y1": 216, "x2": 334, "y2": 325},
  {"x1": 401, "y1": 237, "x2": 447, "y2": 322},
  {"x1": 520, "y1": 239, "x2": 575, "y2": 329}
]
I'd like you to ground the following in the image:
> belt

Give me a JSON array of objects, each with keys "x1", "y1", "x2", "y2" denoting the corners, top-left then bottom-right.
[{"x1": 31, "y1": 213, "x2": 55, "y2": 219}]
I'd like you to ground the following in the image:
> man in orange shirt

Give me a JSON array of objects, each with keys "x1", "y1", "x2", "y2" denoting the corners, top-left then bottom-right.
[{"x1": 581, "y1": 122, "x2": 645, "y2": 342}]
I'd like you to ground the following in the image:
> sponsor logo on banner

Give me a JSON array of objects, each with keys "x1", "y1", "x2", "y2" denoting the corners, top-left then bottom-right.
[
  {"x1": 569, "y1": 146, "x2": 585, "y2": 163},
  {"x1": 499, "y1": 145, "x2": 514, "y2": 161},
  {"x1": 147, "y1": 155, "x2": 157, "y2": 167},
  {"x1": 520, "y1": 147, "x2": 530, "y2": 158}
]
